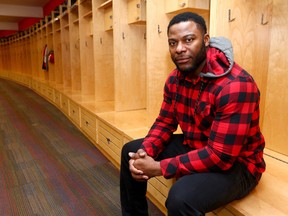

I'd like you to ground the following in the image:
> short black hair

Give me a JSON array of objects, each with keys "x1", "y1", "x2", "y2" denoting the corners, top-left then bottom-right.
[{"x1": 167, "y1": 12, "x2": 207, "y2": 35}]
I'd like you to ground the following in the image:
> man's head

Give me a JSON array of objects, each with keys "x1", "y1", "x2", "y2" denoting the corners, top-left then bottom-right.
[
  {"x1": 167, "y1": 12, "x2": 207, "y2": 35},
  {"x1": 167, "y1": 12, "x2": 209, "y2": 77}
]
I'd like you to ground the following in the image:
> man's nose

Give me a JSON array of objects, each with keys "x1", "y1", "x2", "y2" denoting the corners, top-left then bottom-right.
[{"x1": 176, "y1": 42, "x2": 186, "y2": 53}]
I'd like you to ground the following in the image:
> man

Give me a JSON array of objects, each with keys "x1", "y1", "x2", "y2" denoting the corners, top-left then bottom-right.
[{"x1": 120, "y1": 12, "x2": 265, "y2": 216}]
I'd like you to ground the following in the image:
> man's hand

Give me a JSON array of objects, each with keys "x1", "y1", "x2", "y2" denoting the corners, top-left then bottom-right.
[
  {"x1": 128, "y1": 149, "x2": 149, "y2": 181},
  {"x1": 128, "y1": 149, "x2": 162, "y2": 181}
]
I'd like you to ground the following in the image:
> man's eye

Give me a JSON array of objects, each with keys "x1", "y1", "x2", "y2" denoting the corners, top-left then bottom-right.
[
  {"x1": 169, "y1": 41, "x2": 177, "y2": 47},
  {"x1": 186, "y1": 38, "x2": 193, "y2": 43}
]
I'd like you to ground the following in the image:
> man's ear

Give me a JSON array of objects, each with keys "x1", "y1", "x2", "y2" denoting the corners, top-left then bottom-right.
[{"x1": 204, "y1": 33, "x2": 210, "y2": 47}]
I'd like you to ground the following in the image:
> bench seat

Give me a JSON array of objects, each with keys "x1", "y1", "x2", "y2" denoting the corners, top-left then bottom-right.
[
  {"x1": 123, "y1": 125, "x2": 288, "y2": 216},
  {"x1": 212, "y1": 149, "x2": 288, "y2": 216}
]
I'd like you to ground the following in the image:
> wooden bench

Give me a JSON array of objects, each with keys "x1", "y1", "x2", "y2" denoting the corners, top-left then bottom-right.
[
  {"x1": 211, "y1": 149, "x2": 288, "y2": 216},
  {"x1": 124, "y1": 125, "x2": 288, "y2": 215}
]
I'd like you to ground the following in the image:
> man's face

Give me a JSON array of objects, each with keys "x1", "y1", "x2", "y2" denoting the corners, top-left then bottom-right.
[{"x1": 168, "y1": 21, "x2": 209, "y2": 76}]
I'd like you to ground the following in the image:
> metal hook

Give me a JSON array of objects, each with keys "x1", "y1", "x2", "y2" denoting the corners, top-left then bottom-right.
[
  {"x1": 158, "y1": 25, "x2": 162, "y2": 34},
  {"x1": 261, "y1": 14, "x2": 268, "y2": 25},
  {"x1": 179, "y1": 2, "x2": 186, "y2": 7},
  {"x1": 228, "y1": 9, "x2": 236, "y2": 22}
]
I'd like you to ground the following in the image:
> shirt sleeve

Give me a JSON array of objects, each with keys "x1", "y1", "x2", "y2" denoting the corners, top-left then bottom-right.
[
  {"x1": 160, "y1": 77, "x2": 260, "y2": 179},
  {"x1": 141, "y1": 76, "x2": 178, "y2": 157}
]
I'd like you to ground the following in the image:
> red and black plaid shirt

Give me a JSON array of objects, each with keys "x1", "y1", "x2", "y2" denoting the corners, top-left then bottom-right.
[{"x1": 141, "y1": 47, "x2": 265, "y2": 181}]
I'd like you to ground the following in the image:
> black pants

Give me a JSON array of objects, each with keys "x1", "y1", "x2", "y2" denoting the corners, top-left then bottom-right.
[{"x1": 120, "y1": 135, "x2": 258, "y2": 216}]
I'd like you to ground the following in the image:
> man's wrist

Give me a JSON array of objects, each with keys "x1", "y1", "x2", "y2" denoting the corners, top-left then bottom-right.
[{"x1": 154, "y1": 161, "x2": 162, "y2": 176}]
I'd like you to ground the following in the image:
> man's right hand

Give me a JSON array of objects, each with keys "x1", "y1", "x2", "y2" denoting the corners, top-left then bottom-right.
[{"x1": 128, "y1": 149, "x2": 149, "y2": 181}]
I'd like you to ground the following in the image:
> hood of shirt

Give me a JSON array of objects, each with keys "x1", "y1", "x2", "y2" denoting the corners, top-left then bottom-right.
[{"x1": 199, "y1": 37, "x2": 234, "y2": 78}]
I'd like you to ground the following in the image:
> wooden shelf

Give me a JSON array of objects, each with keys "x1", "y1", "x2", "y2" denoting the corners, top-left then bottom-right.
[
  {"x1": 82, "y1": 10, "x2": 92, "y2": 18},
  {"x1": 60, "y1": 10, "x2": 68, "y2": 19},
  {"x1": 98, "y1": 0, "x2": 112, "y2": 9},
  {"x1": 165, "y1": 0, "x2": 210, "y2": 14},
  {"x1": 128, "y1": 0, "x2": 146, "y2": 25},
  {"x1": 73, "y1": 19, "x2": 79, "y2": 24},
  {"x1": 70, "y1": 2, "x2": 79, "y2": 12},
  {"x1": 79, "y1": 0, "x2": 91, "y2": 3}
]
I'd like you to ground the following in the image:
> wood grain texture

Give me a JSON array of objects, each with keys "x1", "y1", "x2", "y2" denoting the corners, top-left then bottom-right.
[
  {"x1": 210, "y1": 0, "x2": 288, "y2": 155},
  {"x1": 262, "y1": 0, "x2": 288, "y2": 155}
]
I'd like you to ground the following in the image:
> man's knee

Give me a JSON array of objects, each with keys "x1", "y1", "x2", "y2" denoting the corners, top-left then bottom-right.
[
  {"x1": 166, "y1": 191, "x2": 186, "y2": 212},
  {"x1": 121, "y1": 139, "x2": 143, "y2": 158},
  {"x1": 165, "y1": 176, "x2": 207, "y2": 216},
  {"x1": 166, "y1": 193, "x2": 204, "y2": 216}
]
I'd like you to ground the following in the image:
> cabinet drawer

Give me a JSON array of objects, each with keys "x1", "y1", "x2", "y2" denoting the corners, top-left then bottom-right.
[
  {"x1": 81, "y1": 109, "x2": 97, "y2": 141},
  {"x1": 147, "y1": 176, "x2": 174, "y2": 213},
  {"x1": 149, "y1": 176, "x2": 174, "y2": 198},
  {"x1": 98, "y1": 132, "x2": 121, "y2": 165},
  {"x1": 123, "y1": 136, "x2": 132, "y2": 146},
  {"x1": 41, "y1": 84, "x2": 47, "y2": 96},
  {"x1": 31, "y1": 80, "x2": 37, "y2": 90},
  {"x1": 41, "y1": 84, "x2": 54, "y2": 101},
  {"x1": 147, "y1": 181, "x2": 167, "y2": 211},
  {"x1": 36, "y1": 82, "x2": 42, "y2": 93},
  {"x1": 99, "y1": 121, "x2": 122, "y2": 147},
  {"x1": 25, "y1": 77, "x2": 31, "y2": 87},
  {"x1": 54, "y1": 90, "x2": 61, "y2": 107},
  {"x1": 69, "y1": 100, "x2": 80, "y2": 126},
  {"x1": 61, "y1": 95, "x2": 69, "y2": 115},
  {"x1": 98, "y1": 121, "x2": 123, "y2": 164},
  {"x1": 46, "y1": 86, "x2": 54, "y2": 102}
]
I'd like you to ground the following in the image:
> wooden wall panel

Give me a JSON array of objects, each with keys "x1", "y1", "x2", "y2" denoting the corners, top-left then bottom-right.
[
  {"x1": 262, "y1": 0, "x2": 288, "y2": 155},
  {"x1": 93, "y1": 0, "x2": 114, "y2": 103},
  {"x1": 210, "y1": 0, "x2": 288, "y2": 156},
  {"x1": 210, "y1": 0, "x2": 272, "y2": 128},
  {"x1": 146, "y1": 0, "x2": 174, "y2": 124},
  {"x1": 113, "y1": 0, "x2": 146, "y2": 111}
]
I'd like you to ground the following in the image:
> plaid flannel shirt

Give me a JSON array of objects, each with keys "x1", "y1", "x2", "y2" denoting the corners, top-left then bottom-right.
[{"x1": 141, "y1": 47, "x2": 265, "y2": 181}]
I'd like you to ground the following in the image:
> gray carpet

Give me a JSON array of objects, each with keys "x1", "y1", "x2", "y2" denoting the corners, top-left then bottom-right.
[{"x1": 0, "y1": 78, "x2": 164, "y2": 216}]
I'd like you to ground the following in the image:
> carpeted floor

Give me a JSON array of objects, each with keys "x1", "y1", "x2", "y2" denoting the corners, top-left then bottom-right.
[{"x1": 0, "y1": 78, "x2": 164, "y2": 216}]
